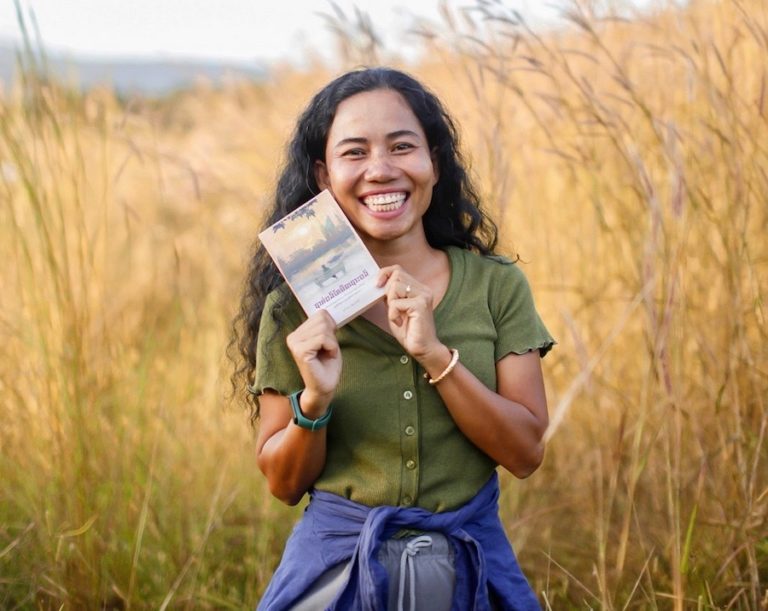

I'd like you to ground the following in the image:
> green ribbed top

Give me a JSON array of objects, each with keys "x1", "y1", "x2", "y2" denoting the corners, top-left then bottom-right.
[{"x1": 254, "y1": 246, "x2": 554, "y2": 512}]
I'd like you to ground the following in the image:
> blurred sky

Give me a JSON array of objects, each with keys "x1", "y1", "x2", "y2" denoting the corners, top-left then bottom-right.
[{"x1": 0, "y1": 0, "x2": 586, "y2": 66}]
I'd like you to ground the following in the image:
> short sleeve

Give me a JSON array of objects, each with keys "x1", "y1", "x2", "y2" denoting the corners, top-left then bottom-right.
[
  {"x1": 489, "y1": 258, "x2": 555, "y2": 360},
  {"x1": 252, "y1": 287, "x2": 305, "y2": 396}
]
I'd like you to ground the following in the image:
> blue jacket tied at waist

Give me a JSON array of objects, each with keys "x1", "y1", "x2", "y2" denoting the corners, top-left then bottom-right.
[{"x1": 257, "y1": 473, "x2": 540, "y2": 611}]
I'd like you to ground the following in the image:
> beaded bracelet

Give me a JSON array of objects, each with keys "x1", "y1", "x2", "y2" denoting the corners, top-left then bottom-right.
[{"x1": 423, "y1": 349, "x2": 460, "y2": 385}]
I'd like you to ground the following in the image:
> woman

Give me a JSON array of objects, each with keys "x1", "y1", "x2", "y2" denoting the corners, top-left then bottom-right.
[{"x1": 232, "y1": 67, "x2": 554, "y2": 610}]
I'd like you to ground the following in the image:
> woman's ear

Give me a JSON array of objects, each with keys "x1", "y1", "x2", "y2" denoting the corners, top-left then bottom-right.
[
  {"x1": 431, "y1": 149, "x2": 440, "y2": 186},
  {"x1": 314, "y1": 160, "x2": 330, "y2": 191}
]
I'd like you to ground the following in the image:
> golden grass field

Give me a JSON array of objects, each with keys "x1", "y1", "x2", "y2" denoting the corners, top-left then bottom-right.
[{"x1": 1, "y1": 0, "x2": 766, "y2": 608}]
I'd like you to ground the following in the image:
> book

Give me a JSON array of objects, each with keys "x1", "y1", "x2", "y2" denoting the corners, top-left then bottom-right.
[{"x1": 258, "y1": 190, "x2": 385, "y2": 326}]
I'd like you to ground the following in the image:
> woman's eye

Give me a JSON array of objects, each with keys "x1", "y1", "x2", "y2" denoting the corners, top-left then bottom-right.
[
  {"x1": 342, "y1": 148, "x2": 366, "y2": 158},
  {"x1": 393, "y1": 142, "x2": 415, "y2": 152}
]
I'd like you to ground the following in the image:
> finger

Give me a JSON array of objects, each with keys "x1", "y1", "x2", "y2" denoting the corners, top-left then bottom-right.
[
  {"x1": 385, "y1": 276, "x2": 413, "y2": 300},
  {"x1": 381, "y1": 266, "x2": 411, "y2": 289},
  {"x1": 386, "y1": 296, "x2": 419, "y2": 324},
  {"x1": 390, "y1": 284, "x2": 406, "y2": 300},
  {"x1": 307, "y1": 309, "x2": 338, "y2": 330},
  {"x1": 288, "y1": 324, "x2": 338, "y2": 356},
  {"x1": 377, "y1": 265, "x2": 402, "y2": 288},
  {"x1": 304, "y1": 327, "x2": 339, "y2": 349},
  {"x1": 292, "y1": 329, "x2": 335, "y2": 349},
  {"x1": 394, "y1": 280, "x2": 412, "y2": 298},
  {"x1": 292, "y1": 312, "x2": 338, "y2": 342},
  {"x1": 319, "y1": 331, "x2": 340, "y2": 356},
  {"x1": 388, "y1": 293, "x2": 429, "y2": 310},
  {"x1": 388, "y1": 308, "x2": 404, "y2": 327}
]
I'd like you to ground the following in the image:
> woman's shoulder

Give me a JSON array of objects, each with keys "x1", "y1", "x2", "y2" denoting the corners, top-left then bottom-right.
[
  {"x1": 262, "y1": 283, "x2": 305, "y2": 324},
  {"x1": 264, "y1": 282, "x2": 290, "y2": 306},
  {"x1": 447, "y1": 246, "x2": 527, "y2": 284}
]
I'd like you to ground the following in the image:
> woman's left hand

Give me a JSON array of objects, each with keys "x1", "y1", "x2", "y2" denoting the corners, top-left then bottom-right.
[{"x1": 377, "y1": 265, "x2": 446, "y2": 364}]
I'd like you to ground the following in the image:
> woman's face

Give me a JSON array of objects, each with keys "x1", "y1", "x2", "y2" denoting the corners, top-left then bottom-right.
[{"x1": 314, "y1": 88, "x2": 438, "y2": 249}]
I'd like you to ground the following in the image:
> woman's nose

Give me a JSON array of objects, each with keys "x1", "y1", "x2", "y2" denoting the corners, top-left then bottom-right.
[{"x1": 363, "y1": 152, "x2": 397, "y2": 182}]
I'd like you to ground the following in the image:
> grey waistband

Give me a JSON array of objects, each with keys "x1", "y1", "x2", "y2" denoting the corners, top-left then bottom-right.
[{"x1": 290, "y1": 532, "x2": 456, "y2": 611}]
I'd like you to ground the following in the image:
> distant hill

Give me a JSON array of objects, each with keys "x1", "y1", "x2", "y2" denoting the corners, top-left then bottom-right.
[{"x1": 0, "y1": 42, "x2": 266, "y2": 96}]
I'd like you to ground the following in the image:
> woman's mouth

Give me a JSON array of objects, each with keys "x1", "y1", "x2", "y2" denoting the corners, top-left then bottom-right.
[{"x1": 361, "y1": 192, "x2": 407, "y2": 212}]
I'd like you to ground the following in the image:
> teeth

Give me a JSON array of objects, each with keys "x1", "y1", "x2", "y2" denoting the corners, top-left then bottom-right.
[{"x1": 362, "y1": 192, "x2": 407, "y2": 211}]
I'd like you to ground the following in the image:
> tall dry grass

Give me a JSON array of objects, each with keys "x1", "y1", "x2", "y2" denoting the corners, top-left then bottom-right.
[
  {"x1": 403, "y1": 1, "x2": 767, "y2": 608},
  {"x1": 0, "y1": 14, "x2": 306, "y2": 609},
  {"x1": 1, "y1": 0, "x2": 766, "y2": 608}
]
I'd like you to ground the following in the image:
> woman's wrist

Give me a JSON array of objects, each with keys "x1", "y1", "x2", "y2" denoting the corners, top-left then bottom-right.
[
  {"x1": 417, "y1": 344, "x2": 454, "y2": 378},
  {"x1": 298, "y1": 388, "x2": 333, "y2": 419},
  {"x1": 424, "y1": 349, "x2": 460, "y2": 385},
  {"x1": 289, "y1": 390, "x2": 333, "y2": 431}
]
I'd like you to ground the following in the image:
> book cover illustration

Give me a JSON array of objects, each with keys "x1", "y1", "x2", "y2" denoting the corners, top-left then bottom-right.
[{"x1": 259, "y1": 190, "x2": 385, "y2": 326}]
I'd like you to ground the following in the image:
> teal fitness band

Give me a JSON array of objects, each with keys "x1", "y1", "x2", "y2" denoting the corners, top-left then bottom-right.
[{"x1": 289, "y1": 390, "x2": 333, "y2": 431}]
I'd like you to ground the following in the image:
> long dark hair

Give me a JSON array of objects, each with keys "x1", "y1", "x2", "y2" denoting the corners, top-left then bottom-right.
[{"x1": 230, "y1": 67, "x2": 498, "y2": 421}]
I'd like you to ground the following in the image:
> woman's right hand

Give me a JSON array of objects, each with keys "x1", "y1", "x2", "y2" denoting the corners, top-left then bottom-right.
[
  {"x1": 257, "y1": 311, "x2": 339, "y2": 505},
  {"x1": 285, "y1": 310, "x2": 342, "y2": 417}
]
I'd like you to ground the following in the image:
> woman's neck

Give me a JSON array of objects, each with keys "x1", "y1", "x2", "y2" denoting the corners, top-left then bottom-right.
[{"x1": 366, "y1": 234, "x2": 442, "y2": 281}]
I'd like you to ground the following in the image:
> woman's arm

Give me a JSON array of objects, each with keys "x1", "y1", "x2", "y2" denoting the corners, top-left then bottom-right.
[
  {"x1": 255, "y1": 310, "x2": 341, "y2": 505},
  {"x1": 379, "y1": 264, "x2": 549, "y2": 478},
  {"x1": 420, "y1": 347, "x2": 548, "y2": 478}
]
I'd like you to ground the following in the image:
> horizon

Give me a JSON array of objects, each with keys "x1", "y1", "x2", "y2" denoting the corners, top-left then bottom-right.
[{"x1": 0, "y1": 0, "x2": 658, "y2": 68}]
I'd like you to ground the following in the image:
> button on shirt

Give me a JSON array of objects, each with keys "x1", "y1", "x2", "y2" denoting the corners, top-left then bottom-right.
[{"x1": 254, "y1": 246, "x2": 554, "y2": 512}]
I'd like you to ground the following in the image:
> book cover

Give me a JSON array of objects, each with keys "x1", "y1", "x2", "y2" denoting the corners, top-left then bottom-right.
[{"x1": 258, "y1": 190, "x2": 385, "y2": 326}]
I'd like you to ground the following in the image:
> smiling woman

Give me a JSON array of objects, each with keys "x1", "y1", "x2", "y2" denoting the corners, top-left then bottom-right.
[
  {"x1": 230, "y1": 67, "x2": 554, "y2": 610},
  {"x1": 314, "y1": 89, "x2": 439, "y2": 249}
]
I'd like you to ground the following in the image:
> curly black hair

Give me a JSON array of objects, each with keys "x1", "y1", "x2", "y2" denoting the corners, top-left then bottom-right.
[{"x1": 230, "y1": 67, "x2": 498, "y2": 422}]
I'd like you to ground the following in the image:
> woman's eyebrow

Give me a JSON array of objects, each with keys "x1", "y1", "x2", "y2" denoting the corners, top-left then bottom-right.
[
  {"x1": 333, "y1": 136, "x2": 368, "y2": 148},
  {"x1": 386, "y1": 129, "x2": 420, "y2": 140}
]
